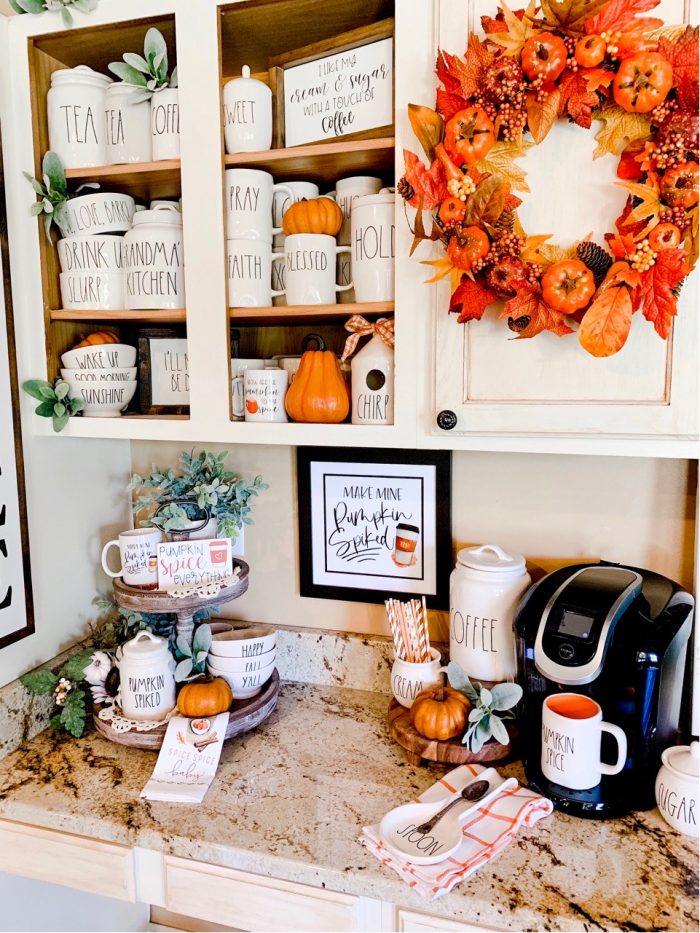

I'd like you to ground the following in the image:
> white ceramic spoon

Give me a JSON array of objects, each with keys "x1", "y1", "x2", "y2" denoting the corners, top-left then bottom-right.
[{"x1": 379, "y1": 769, "x2": 518, "y2": 865}]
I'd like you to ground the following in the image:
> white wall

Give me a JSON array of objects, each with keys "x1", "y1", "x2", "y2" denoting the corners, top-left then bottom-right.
[{"x1": 130, "y1": 442, "x2": 697, "y2": 642}]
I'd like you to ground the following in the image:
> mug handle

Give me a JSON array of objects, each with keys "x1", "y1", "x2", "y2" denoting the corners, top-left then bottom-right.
[
  {"x1": 599, "y1": 722, "x2": 627, "y2": 775},
  {"x1": 101, "y1": 540, "x2": 123, "y2": 578},
  {"x1": 272, "y1": 184, "x2": 297, "y2": 235},
  {"x1": 270, "y1": 251, "x2": 286, "y2": 298},
  {"x1": 232, "y1": 374, "x2": 245, "y2": 418},
  {"x1": 335, "y1": 245, "x2": 353, "y2": 292}
]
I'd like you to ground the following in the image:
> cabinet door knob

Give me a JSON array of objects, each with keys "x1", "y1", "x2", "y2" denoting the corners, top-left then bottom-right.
[{"x1": 437, "y1": 409, "x2": 457, "y2": 431}]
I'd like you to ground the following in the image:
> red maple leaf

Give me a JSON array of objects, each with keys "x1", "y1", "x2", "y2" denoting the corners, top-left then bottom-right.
[
  {"x1": 499, "y1": 285, "x2": 574, "y2": 338},
  {"x1": 557, "y1": 70, "x2": 600, "y2": 129},
  {"x1": 436, "y1": 88, "x2": 468, "y2": 123},
  {"x1": 436, "y1": 36, "x2": 495, "y2": 101},
  {"x1": 450, "y1": 276, "x2": 499, "y2": 323},
  {"x1": 403, "y1": 150, "x2": 447, "y2": 210},
  {"x1": 635, "y1": 247, "x2": 689, "y2": 338},
  {"x1": 659, "y1": 26, "x2": 699, "y2": 113},
  {"x1": 609, "y1": 195, "x2": 649, "y2": 240},
  {"x1": 584, "y1": 68, "x2": 615, "y2": 94},
  {"x1": 481, "y1": 12, "x2": 506, "y2": 33},
  {"x1": 585, "y1": 0, "x2": 661, "y2": 36}
]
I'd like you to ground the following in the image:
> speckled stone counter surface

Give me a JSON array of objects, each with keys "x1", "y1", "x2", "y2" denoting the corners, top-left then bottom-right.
[{"x1": 0, "y1": 681, "x2": 697, "y2": 932}]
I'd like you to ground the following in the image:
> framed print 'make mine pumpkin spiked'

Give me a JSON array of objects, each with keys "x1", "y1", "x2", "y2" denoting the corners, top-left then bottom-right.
[{"x1": 297, "y1": 447, "x2": 452, "y2": 607}]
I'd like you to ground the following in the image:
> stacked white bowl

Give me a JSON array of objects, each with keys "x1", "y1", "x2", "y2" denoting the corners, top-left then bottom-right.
[
  {"x1": 60, "y1": 342, "x2": 137, "y2": 417},
  {"x1": 207, "y1": 622, "x2": 276, "y2": 700}
]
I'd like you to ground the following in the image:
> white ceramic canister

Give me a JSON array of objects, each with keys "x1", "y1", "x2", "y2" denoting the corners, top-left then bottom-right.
[
  {"x1": 351, "y1": 333, "x2": 394, "y2": 425},
  {"x1": 351, "y1": 191, "x2": 395, "y2": 302},
  {"x1": 57, "y1": 234, "x2": 124, "y2": 273},
  {"x1": 391, "y1": 649, "x2": 443, "y2": 709},
  {"x1": 104, "y1": 83, "x2": 152, "y2": 164},
  {"x1": 47, "y1": 66, "x2": 112, "y2": 169},
  {"x1": 449, "y1": 545, "x2": 531, "y2": 682},
  {"x1": 118, "y1": 631, "x2": 176, "y2": 722},
  {"x1": 151, "y1": 87, "x2": 180, "y2": 160},
  {"x1": 123, "y1": 205, "x2": 185, "y2": 310},
  {"x1": 59, "y1": 192, "x2": 135, "y2": 237},
  {"x1": 655, "y1": 742, "x2": 699, "y2": 837},
  {"x1": 223, "y1": 65, "x2": 273, "y2": 154}
]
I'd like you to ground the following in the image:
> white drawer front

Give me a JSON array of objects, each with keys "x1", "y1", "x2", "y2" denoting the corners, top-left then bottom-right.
[
  {"x1": 397, "y1": 907, "x2": 504, "y2": 932},
  {"x1": 164, "y1": 856, "x2": 356, "y2": 932},
  {"x1": 0, "y1": 819, "x2": 135, "y2": 902}
]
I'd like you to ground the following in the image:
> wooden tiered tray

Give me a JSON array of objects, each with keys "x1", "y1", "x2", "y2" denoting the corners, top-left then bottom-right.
[
  {"x1": 388, "y1": 699, "x2": 518, "y2": 767},
  {"x1": 94, "y1": 670, "x2": 280, "y2": 750}
]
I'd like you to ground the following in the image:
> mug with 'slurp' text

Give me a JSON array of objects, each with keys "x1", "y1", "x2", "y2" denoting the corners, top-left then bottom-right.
[
  {"x1": 541, "y1": 693, "x2": 627, "y2": 791},
  {"x1": 101, "y1": 527, "x2": 163, "y2": 588}
]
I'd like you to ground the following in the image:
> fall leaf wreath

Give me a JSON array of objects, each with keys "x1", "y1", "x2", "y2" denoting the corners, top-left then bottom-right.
[{"x1": 398, "y1": 0, "x2": 699, "y2": 357}]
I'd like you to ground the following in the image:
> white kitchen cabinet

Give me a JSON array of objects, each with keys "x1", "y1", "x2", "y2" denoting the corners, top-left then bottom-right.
[
  {"x1": 0, "y1": 0, "x2": 695, "y2": 456},
  {"x1": 408, "y1": 0, "x2": 698, "y2": 454}
]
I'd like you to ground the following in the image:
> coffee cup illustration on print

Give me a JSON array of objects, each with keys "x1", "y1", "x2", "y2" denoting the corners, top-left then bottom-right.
[{"x1": 393, "y1": 522, "x2": 420, "y2": 569}]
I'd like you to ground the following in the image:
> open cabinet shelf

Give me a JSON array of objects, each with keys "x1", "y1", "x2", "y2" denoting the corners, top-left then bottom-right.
[
  {"x1": 64, "y1": 160, "x2": 181, "y2": 201},
  {"x1": 50, "y1": 309, "x2": 187, "y2": 324},
  {"x1": 228, "y1": 301, "x2": 393, "y2": 326}
]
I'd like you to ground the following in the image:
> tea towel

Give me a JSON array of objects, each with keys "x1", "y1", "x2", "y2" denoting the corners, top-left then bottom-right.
[
  {"x1": 359, "y1": 764, "x2": 553, "y2": 900},
  {"x1": 141, "y1": 712, "x2": 228, "y2": 803}
]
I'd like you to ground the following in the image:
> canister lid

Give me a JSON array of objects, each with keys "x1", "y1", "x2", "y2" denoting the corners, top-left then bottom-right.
[
  {"x1": 225, "y1": 65, "x2": 272, "y2": 91},
  {"x1": 662, "y1": 741, "x2": 700, "y2": 779},
  {"x1": 351, "y1": 192, "x2": 395, "y2": 210},
  {"x1": 131, "y1": 205, "x2": 183, "y2": 227},
  {"x1": 122, "y1": 630, "x2": 169, "y2": 659},
  {"x1": 51, "y1": 65, "x2": 112, "y2": 88},
  {"x1": 456, "y1": 544, "x2": 526, "y2": 574}
]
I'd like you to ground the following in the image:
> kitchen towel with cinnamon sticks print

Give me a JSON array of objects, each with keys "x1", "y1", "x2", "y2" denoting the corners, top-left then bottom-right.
[
  {"x1": 141, "y1": 712, "x2": 229, "y2": 803},
  {"x1": 359, "y1": 764, "x2": 553, "y2": 899}
]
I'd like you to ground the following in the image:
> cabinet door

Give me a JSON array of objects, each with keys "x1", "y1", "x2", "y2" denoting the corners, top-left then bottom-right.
[
  {"x1": 397, "y1": 907, "x2": 504, "y2": 932},
  {"x1": 427, "y1": 0, "x2": 698, "y2": 444}
]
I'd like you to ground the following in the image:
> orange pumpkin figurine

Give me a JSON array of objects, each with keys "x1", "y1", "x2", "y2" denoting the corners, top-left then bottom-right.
[
  {"x1": 282, "y1": 197, "x2": 343, "y2": 237},
  {"x1": 73, "y1": 331, "x2": 120, "y2": 349},
  {"x1": 285, "y1": 334, "x2": 349, "y2": 424}
]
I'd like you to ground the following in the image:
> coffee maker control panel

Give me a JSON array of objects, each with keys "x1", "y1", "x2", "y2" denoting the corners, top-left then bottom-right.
[{"x1": 534, "y1": 567, "x2": 643, "y2": 685}]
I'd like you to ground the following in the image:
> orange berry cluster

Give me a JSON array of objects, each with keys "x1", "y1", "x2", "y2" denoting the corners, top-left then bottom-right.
[{"x1": 626, "y1": 238, "x2": 657, "y2": 272}]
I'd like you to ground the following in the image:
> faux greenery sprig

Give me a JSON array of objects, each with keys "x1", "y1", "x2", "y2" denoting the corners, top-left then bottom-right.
[
  {"x1": 130, "y1": 449, "x2": 268, "y2": 541},
  {"x1": 9, "y1": 0, "x2": 97, "y2": 29},
  {"x1": 23, "y1": 377, "x2": 83, "y2": 432},
  {"x1": 174, "y1": 623, "x2": 212, "y2": 682},
  {"x1": 24, "y1": 150, "x2": 98, "y2": 241},
  {"x1": 21, "y1": 649, "x2": 96, "y2": 737},
  {"x1": 109, "y1": 27, "x2": 178, "y2": 103},
  {"x1": 447, "y1": 661, "x2": 522, "y2": 753}
]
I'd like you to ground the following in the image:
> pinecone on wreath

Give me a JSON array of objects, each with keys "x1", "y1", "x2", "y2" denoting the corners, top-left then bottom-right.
[
  {"x1": 576, "y1": 241, "x2": 613, "y2": 285},
  {"x1": 397, "y1": 176, "x2": 415, "y2": 202}
]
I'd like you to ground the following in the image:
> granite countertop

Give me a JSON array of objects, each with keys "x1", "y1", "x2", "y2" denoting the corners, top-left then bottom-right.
[{"x1": 0, "y1": 681, "x2": 696, "y2": 932}]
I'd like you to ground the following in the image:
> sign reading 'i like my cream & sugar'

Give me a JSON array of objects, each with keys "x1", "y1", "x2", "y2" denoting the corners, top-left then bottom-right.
[{"x1": 282, "y1": 38, "x2": 393, "y2": 147}]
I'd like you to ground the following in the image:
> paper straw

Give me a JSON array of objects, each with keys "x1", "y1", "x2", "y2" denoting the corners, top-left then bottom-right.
[{"x1": 418, "y1": 596, "x2": 431, "y2": 662}]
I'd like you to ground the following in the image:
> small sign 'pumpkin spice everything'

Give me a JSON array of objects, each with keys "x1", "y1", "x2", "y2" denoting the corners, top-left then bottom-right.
[{"x1": 157, "y1": 538, "x2": 232, "y2": 589}]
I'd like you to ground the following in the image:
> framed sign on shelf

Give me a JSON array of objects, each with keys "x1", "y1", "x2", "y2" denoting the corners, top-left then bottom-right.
[
  {"x1": 137, "y1": 327, "x2": 189, "y2": 416},
  {"x1": 297, "y1": 447, "x2": 452, "y2": 608},
  {"x1": 269, "y1": 19, "x2": 394, "y2": 148}
]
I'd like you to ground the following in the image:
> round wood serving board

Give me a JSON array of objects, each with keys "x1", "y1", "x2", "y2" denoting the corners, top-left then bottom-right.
[
  {"x1": 94, "y1": 670, "x2": 279, "y2": 750},
  {"x1": 112, "y1": 560, "x2": 250, "y2": 614},
  {"x1": 388, "y1": 699, "x2": 517, "y2": 767}
]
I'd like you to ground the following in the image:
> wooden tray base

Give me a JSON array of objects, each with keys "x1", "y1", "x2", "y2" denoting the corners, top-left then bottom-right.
[
  {"x1": 94, "y1": 670, "x2": 279, "y2": 750},
  {"x1": 388, "y1": 699, "x2": 517, "y2": 767}
]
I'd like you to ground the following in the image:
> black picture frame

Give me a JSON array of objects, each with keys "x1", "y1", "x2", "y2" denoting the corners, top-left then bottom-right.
[
  {"x1": 297, "y1": 447, "x2": 452, "y2": 608},
  {"x1": 137, "y1": 327, "x2": 189, "y2": 416}
]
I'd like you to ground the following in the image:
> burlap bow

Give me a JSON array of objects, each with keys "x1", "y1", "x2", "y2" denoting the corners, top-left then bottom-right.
[{"x1": 341, "y1": 316, "x2": 395, "y2": 361}]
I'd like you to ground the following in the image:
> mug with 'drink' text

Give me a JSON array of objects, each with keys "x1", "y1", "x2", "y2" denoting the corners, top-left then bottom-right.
[
  {"x1": 284, "y1": 234, "x2": 352, "y2": 305},
  {"x1": 541, "y1": 693, "x2": 627, "y2": 791}
]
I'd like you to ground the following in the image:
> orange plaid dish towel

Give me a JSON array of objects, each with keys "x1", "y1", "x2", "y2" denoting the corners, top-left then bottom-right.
[{"x1": 359, "y1": 764, "x2": 553, "y2": 900}]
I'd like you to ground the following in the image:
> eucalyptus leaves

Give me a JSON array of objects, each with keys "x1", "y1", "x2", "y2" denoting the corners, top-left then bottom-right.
[
  {"x1": 109, "y1": 27, "x2": 178, "y2": 103},
  {"x1": 22, "y1": 377, "x2": 83, "y2": 431},
  {"x1": 447, "y1": 661, "x2": 522, "y2": 753},
  {"x1": 9, "y1": 0, "x2": 97, "y2": 29},
  {"x1": 175, "y1": 623, "x2": 211, "y2": 683}
]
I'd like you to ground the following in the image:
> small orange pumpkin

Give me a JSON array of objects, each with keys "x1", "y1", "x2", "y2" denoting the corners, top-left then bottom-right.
[
  {"x1": 410, "y1": 685, "x2": 471, "y2": 741},
  {"x1": 284, "y1": 336, "x2": 349, "y2": 424},
  {"x1": 73, "y1": 331, "x2": 120, "y2": 349},
  {"x1": 282, "y1": 196, "x2": 343, "y2": 237},
  {"x1": 177, "y1": 676, "x2": 232, "y2": 717}
]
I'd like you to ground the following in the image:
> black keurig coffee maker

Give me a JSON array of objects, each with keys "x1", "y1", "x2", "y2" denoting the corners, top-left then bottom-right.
[{"x1": 515, "y1": 561, "x2": 693, "y2": 819}]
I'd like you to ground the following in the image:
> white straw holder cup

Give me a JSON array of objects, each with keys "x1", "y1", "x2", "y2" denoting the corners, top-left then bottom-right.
[{"x1": 391, "y1": 649, "x2": 443, "y2": 709}]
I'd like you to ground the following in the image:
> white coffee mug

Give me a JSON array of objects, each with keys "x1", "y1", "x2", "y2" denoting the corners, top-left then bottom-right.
[
  {"x1": 272, "y1": 181, "x2": 319, "y2": 248},
  {"x1": 101, "y1": 528, "x2": 163, "y2": 588},
  {"x1": 272, "y1": 355, "x2": 302, "y2": 382},
  {"x1": 329, "y1": 176, "x2": 383, "y2": 245},
  {"x1": 231, "y1": 357, "x2": 265, "y2": 419},
  {"x1": 223, "y1": 66, "x2": 272, "y2": 154},
  {"x1": 284, "y1": 234, "x2": 352, "y2": 305},
  {"x1": 225, "y1": 169, "x2": 295, "y2": 242},
  {"x1": 227, "y1": 239, "x2": 284, "y2": 307},
  {"x1": 151, "y1": 87, "x2": 180, "y2": 160},
  {"x1": 104, "y1": 83, "x2": 151, "y2": 164},
  {"x1": 351, "y1": 192, "x2": 395, "y2": 301},
  {"x1": 243, "y1": 368, "x2": 288, "y2": 422},
  {"x1": 541, "y1": 693, "x2": 627, "y2": 791}
]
